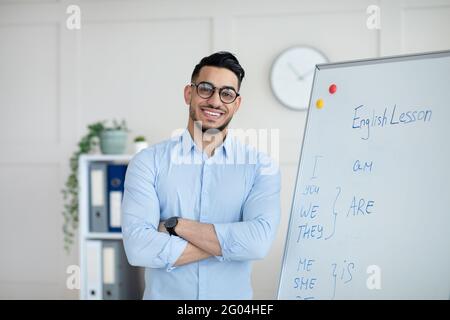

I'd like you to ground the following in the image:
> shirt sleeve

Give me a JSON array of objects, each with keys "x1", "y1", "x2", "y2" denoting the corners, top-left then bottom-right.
[
  {"x1": 213, "y1": 153, "x2": 281, "y2": 261},
  {"x1": 121, "y1": 149, "x2": 187, "y2": 271}
]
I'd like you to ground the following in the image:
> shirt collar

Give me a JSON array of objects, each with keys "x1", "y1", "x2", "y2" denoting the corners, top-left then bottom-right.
[
  {"x1": 180, "y1": 129, "x2": 196, "y2": 155},
  {"x1": 180, "y1": 129, "x2": 232, "y2": 159}
]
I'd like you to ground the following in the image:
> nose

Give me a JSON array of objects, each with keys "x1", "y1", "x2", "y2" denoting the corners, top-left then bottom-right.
[{"x1": 206, "y1": 89, "x2": 222, "y2": 108}]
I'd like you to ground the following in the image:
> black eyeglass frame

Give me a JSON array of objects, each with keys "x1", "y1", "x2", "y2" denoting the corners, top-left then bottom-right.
[{"x1": 190, "y1": 81, "x2": 240, "y2": 104}]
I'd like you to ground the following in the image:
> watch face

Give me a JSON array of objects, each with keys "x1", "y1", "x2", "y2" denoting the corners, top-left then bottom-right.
[
  {"x1": 270, "y1": 46, "x2": 328, "y2": 110},
  {"x1": 165, "y1": 217, "x2": 178, "y2": 228}
]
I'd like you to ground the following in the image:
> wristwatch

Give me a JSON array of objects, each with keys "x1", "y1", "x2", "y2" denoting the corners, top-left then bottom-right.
[{"x1": 164, "y1": 217, "x2": 179, "y2": 236}]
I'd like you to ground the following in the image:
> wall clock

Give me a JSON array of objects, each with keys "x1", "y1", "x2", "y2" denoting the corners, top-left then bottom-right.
[{"x1": 270, "y1": 46, "x2": 328, "y2": 110}]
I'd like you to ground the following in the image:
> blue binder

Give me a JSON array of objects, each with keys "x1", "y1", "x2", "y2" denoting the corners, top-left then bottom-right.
[{"x1": 107, "y1": 164, "x2": 128, "y2": 232}]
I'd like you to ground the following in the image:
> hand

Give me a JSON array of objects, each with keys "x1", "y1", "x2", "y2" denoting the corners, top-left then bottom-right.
[
  {"x1": 288, "y1": 62, "x2": 302, "y2": 79},
  {"x1": 288, "y1": 63, "x2": 315, "y2": 81},
  {"x1": 298, "y1": 67, "x2": 315, "y2": 80}
]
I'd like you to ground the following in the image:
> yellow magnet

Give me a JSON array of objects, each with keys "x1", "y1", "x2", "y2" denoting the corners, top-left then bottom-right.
[{"x1": 316, "y1": 98, "x2": 324, "y2": 109}]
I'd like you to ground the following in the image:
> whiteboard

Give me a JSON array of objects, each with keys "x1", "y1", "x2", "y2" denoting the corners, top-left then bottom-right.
[{"x1": 277, "y1": 51, "x2": 450, "y2": 300}]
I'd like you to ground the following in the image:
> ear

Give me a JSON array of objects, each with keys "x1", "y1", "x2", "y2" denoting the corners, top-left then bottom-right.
[
  {"x1": 233, "y1": 95, "x2": 242, "y2": 113},
  {"x1": 184, "y1": 84, "x2": 192, "y2": 105}
]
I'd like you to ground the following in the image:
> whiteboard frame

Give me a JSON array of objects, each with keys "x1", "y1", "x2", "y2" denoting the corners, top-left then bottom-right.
[
  {"x1": 317, "y1": 49, "x2": 450, "y2": 70},
  {"x1": 276, "y1": 49, "x2": 450, "y2": 299}
]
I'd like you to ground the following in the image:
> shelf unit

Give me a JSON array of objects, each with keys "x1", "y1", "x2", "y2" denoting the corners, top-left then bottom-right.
[{"x1": 78, "y1": 154, "x2": 136, "y2": 299}]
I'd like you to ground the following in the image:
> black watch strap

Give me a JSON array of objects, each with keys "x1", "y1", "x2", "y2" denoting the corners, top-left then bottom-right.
[{"x1": 164, "y1": 217, "x2": 179, "y2": 236}]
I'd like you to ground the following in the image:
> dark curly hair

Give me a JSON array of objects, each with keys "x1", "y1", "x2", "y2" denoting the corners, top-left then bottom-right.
[{"x1": 191, "y1": 51, "x2": 245, "y2": 90}]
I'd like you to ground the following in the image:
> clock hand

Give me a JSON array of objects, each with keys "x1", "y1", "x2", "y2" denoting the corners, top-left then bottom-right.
[
  {"x1": 298, "y1": 67, "x2": 316, "y2": 80},
  {"x1": 287, "y1": 62, "x2": 303, "y2": 80}
]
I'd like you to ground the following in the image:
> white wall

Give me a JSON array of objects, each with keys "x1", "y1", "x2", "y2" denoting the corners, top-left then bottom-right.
[{"x1": 0, "y1": 0, "x2": 449, "y2": 299}]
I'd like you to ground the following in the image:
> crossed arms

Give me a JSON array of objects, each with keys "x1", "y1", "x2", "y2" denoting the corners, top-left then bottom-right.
[
  {"x1": 121, "y1": 150, "x2": 280, "y2": 270},
  {"x1": 158, "y1": 219, "x2": 220, "y2": 266}
]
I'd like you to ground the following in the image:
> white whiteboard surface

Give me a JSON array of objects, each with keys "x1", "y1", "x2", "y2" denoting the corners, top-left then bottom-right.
[{"x1": 278, "y1": 51, "x2": 450, "y2": 300}]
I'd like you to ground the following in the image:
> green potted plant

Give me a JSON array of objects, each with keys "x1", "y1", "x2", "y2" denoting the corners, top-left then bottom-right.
[
  {"x1": 133, "y1": 135, "x2": 148, "y2": 153},
  {"x1": 62, "y1": 119, "x2": 130, "y2": 253},
  {"x1": 61, "y1": 121, "x2": 105, "y2": 253},
  {"x1": 99, "y1": 119, "x2": 130, "y2": 155}
]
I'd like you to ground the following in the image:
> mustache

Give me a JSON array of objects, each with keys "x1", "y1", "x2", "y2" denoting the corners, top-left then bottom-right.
[
  {"x1": 200, "y1": 104, "x2": 227, "y2": 113},
  {"x1": 189, "y1": 104, "x2": 233, "y2": 133}
]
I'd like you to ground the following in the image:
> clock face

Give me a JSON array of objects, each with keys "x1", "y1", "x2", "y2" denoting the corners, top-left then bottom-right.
[{"x1": 270, "y1": 46, "x2": 328, "y2": 110}]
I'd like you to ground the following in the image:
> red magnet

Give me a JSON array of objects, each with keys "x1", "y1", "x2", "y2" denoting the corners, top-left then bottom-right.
[{"x1": 329, "y1": 84, "x2": 337, "y2": 94}]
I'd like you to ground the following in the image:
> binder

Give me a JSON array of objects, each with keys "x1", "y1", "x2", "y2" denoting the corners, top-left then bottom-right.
[
  {"x1": 102, "y1": 240, "x2": 140, "y2": 300},
  {"x1": 89, "y1": 162, "x2": 108, "y2": 232},
  {"x1": 107, "y1": 164, "x2": 128, "y2": 232},
  {"x1": 86, "y1": 240, "x2": 103, "y2": 300},
  {"x1": 102, "y1": 241, "x2": 119, "y2": 300}
]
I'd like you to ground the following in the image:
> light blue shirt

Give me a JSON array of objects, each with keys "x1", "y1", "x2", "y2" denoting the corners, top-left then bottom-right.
[{"x1": 121, "y1": 129, "x2": 281, "y2": 299}]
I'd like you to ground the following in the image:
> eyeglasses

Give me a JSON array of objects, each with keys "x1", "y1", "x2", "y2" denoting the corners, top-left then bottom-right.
[{"x1": 191, "y1": 81, "x2": 239, "y2": 104}]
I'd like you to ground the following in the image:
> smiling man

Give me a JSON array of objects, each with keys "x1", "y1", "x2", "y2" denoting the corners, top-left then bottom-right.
[{"x1": 121, "y1": 51, "x2": 281, "y2": 299}]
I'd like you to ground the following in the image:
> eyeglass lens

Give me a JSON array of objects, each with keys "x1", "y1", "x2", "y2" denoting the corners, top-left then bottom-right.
[{"x1": 196, "y1": 82, "x2": 237, "y2": 103}]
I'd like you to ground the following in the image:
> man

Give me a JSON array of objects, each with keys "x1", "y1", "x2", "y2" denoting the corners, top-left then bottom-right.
[{"x1": 121, "y1": 51, "x2": 281, "y2": 299}]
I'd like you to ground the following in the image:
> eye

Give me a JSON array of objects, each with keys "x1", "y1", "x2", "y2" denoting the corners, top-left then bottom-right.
[
  {"x1": 198, "y1": 83, "x2": 214, "y2": 96},
  {"x1": 221, "y1": 89, "x2": 234, "y2": 98}
]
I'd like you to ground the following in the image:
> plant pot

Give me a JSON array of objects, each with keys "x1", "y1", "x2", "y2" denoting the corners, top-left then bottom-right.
[
  {"x1": 100, "y1": 130, "x2": 128, "y2": 154},
  {"x1": 134, "y1": 141, "x2": 148, "y2": 153}
]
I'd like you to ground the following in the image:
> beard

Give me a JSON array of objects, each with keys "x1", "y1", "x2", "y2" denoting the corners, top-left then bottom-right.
[{"x1": 189, "y1": 104, "x2": 233, "y2": 133}]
